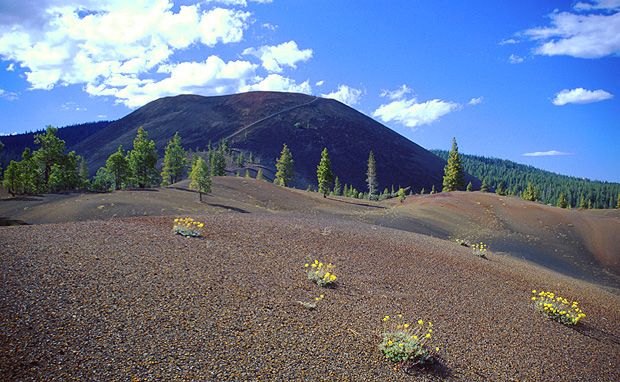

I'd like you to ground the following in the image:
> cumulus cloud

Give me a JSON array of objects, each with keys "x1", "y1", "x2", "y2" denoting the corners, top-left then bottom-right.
[
  {"x1": 0, "y1": 1, "x2": 254, "y2": 106},
  {"x1": 523, "y1": 150, "x2": 575, "y2": 156},
  {"x1": 468, "y1": 96, "x2": 484, "y2": 105},
  {"x1": 509, "y1": 54, "x2": 524, "y2": 64},
  {"x1": 373, "y1": 87, "x2": 461, "y2": 129},
  {"x1": 552, "y1": 88, "x2": 613, "y2": 105},
  {"x1": 242, "y1": 74, "x2": 312, "y2": 94},
  {"x1": 243, "y1": 41, "x2": 313, "y2": 73},
  {"x1": 523, "y1": 3, "x2": 620, "y2": 58},
  {"x1": 321, "y1": 85, "x2": 363, "y2": 106},
  {"x1": 98, "y1": 56, "x2": 257, "y2": 108},
  {"x1": 380, "y1": 84, "x2": 413, "y2": 100}
]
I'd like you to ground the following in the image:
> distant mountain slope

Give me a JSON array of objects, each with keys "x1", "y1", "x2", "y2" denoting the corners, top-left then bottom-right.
[
  {"x1": 70, "y1": 91, "x2": 480, "y2": 192},
  {"x1": 0, "y1": 121, "x2": 110, "y2": 169},
  {"x1": 431, "y1": 149, "x2": 620, "y2": 209}
]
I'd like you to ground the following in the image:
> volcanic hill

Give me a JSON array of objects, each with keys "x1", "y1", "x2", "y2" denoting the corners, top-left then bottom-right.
[{"x1": 70, "y1": 91, "x2": 480, "y2": 192}]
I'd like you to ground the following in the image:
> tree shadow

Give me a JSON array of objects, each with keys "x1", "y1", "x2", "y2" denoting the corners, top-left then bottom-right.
[
  {"x1": 207, "y1": 204, "x2": 248, "y2": 213},
  {"x1": 570, "y1": 321, "x2": 620, "y2": 346}
]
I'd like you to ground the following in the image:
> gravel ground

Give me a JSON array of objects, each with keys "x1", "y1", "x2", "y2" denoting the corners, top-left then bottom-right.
[{"x1": 1, "y1": 213, "x2": 619, "y2": 381}]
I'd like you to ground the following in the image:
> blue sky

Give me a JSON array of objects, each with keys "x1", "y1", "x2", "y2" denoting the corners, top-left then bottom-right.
[{"x1": 0, "y1": 0, "x2": 618, "y2": 182}]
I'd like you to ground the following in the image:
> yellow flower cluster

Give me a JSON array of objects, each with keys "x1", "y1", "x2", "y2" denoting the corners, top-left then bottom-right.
[
  {"x1": 531, "y1": 290, "x2": 585, "y2": 325},
  {"x1": 471, "y1": 242, "x2": 487, "y2": 257},
  {"x1": 379, "y1": 314, "x2": 437, "y2": 364},
  {"x1": 304, "y1": 260, "x2": 337, "y2": 286},
  {"x1": 172, "y1": 217, "x2": 204, "y2": 237}
]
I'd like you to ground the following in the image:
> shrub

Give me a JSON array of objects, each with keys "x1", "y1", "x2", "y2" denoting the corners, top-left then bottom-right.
[
  {"x1": 172, "y1": 217, "x2": 204, "y2": 237},
  {"x1": 471, "y1": 242, "x2": 487, "y2": 258},
  {"x1": 379, "y1": 314, "x2": 437, "y2": 367},
  {"x1": 298, "y1": 294, "x2": 324, "y2": 310},
  {"x1": 531, "y1": 290, "x2": 585, "y2": 325},
  {"x1": 304, "y1": 260, "x2": 337, "y2": 286}
]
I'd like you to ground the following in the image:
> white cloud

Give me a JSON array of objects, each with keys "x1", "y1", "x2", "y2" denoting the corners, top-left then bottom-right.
[
  {"x1": 523, "y1": 150, "x2": 575, "y2": 156},
  {"x1": 523, "y1": 9, "x2": 620, "y2": 58},
  {"x1": 106, "y1": 56, "x2": 257, "y2": 107},
  {"x1": 205, "y1": 0, "x2": 273, "y2": 5},
  {"x1": 321, "y1": 85, "x2": 363, "y2": 106},
  {"x1": 6, "y1": 63, "x2": 14, "y2": 71},
  {"x1": 243, "y1": 40, "x2": 313, "y2": 73},
  {"x1": 468, "y1": 96, "x2": 484, "y2": 105},
  {"x1": 0, "y1": 1, "x2": 252, "y2": 105},
  {"x1": 262, "y1": 23, "x2": 277, "y2": 30},
  {"x1": 315, "y1": 80, "x2": 325, "y2": 87},
  {"x1": 242, "y1": 74, "x2": 312, "y2": 94},
  {"x1": 499, "y1": 38, "x2": 519, "y2": 45},
  {"x1": 552, "y1": 87, "x2": 613, "y2": 105},
  {"x1": 509, "y1": 54, "x2": 524, "y2": 64},
  {"x1": 0, "y1": 89, "x2": 18, "y2": 100},
  {"x1": 61, "y1": 101, "x2": 86, "y2": 111},
  {"x1": 574, "y1": 0, "x2": 620, "y2": 11},
  {"x1": 373, "y1": 98, "x2": 461, "y2": 129},
  {"x1": 380, "y1": 84, "x2": 413, "y2": 100}
]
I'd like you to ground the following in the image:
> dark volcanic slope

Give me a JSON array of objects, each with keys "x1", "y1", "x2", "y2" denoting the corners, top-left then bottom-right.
[
  {"x1": 1, "y1": 214, "x2": 619, "y2": 381},
  {"x1": 70, "y1": 91, "x2": 479, "y2": 192}
]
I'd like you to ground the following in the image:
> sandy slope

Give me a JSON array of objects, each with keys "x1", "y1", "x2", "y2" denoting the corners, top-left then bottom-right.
[
  {"x1": 1, "y1": 178, "x2": 619, "y2": 291},
  {"x1": 1, "y1": 214, "x2": 619, "y2": 381}
]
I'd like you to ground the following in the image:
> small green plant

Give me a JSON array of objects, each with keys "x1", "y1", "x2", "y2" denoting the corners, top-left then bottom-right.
[
  {"x1": 172, "y1": 217, "x2": 204, "y2": 237},
  {"x1": 379, "y1": 314, "x2": 437, "y2": 369},
  {"x1": 471, "y1": 242, "x2": 487, "y2": 258},
  {"x1": 531, "y1": 290, "x2": 585, "y2": 325},
  {"x1": 298, "y1": 294, "x2": 324, "y2": 310},
  {"x1": 304, "y1": 260, "x2": 337, "y2": 286}
]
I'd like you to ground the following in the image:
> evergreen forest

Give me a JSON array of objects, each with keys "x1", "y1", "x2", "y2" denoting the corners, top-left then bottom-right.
[{"x1": 432, "y1": 149, "x2": 620, "y2": 209}]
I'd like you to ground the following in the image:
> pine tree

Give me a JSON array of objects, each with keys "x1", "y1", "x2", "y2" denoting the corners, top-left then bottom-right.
[
  {"x1": 249, "y1": 152, "x2": 255, "y2": 163},
  {"x1": 579, "y1": 197, "x2": 587, "y2": 209},
  {"x1": 466, "y1": 182, "x2": 473, "y2": 191},
  {"x1": 431, "y1": 185, "x2": 436, "y2": 194},
  {"x1": 33, "y1": 126, "x2": 66, "y2": 186},
  {"x1": 91, "y1": 167, "x2": 112, "y2": 191},
  {"x1": 257, "y1": 169, "x2": 265, "y2": 181},
  {"x1": 316, "y1": 148, "x2": 334, "y2": 198},
  {"x1": 78, "y1": 156, "x2": 90, "y2": 190},
  {"x1": 2, "y1": 161, "x2": 22, "y2": 196},
  {"x1": 210, "y1": 148, "x2": 227, "y2": 176},
  {"x1": 481, "y1": 179, "x2": 489, "y2": 193},
  {"x1": 275, "y1": 144, "x2": 295, "y2": 186},
  {"x1": 343, "y1": 183, "x2": 349, "y2": 197},
  {"x1": 442, "y1": 137, "x2": 465, "y2": 192},
  {"x1": 161, "y1": 132, "x2": 187, "y2": 186},
  {"x1": 557, "y1": 192, "x2": 568, "y2": 208},
  {"x1": 189, "y1": 156, "x2": 211, "y2": 201},
  {"x1": 523, "y1": 182, "x2": 535, "y2": 201},
  {"x1": 237, "y1": 152, "x2": 245, "y2": 167},
  {"x1": 617, "y1": 193, "x2": 620, "y2": 209},
  {"x1": 128, "y1": 127, "x2": 159, "y2": 188},
  {"x1": 366, "y1": 151, "x2": 378, "y2": 200},
  {"x1": 333, "y1": 176, "x2": 341, "y2": 196},
  {"x1": 245, "y1": 170, "x2": 251, "y2": 178},
  {"x1": 398, "y1": 187, "x2": 406, "y2": 203},
  {"x1": 495, "y1": 182, "x2": 506, "y2": 196},
  {"x1": 106, "y1": 146, "x2": 131, "y2": 190}
]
